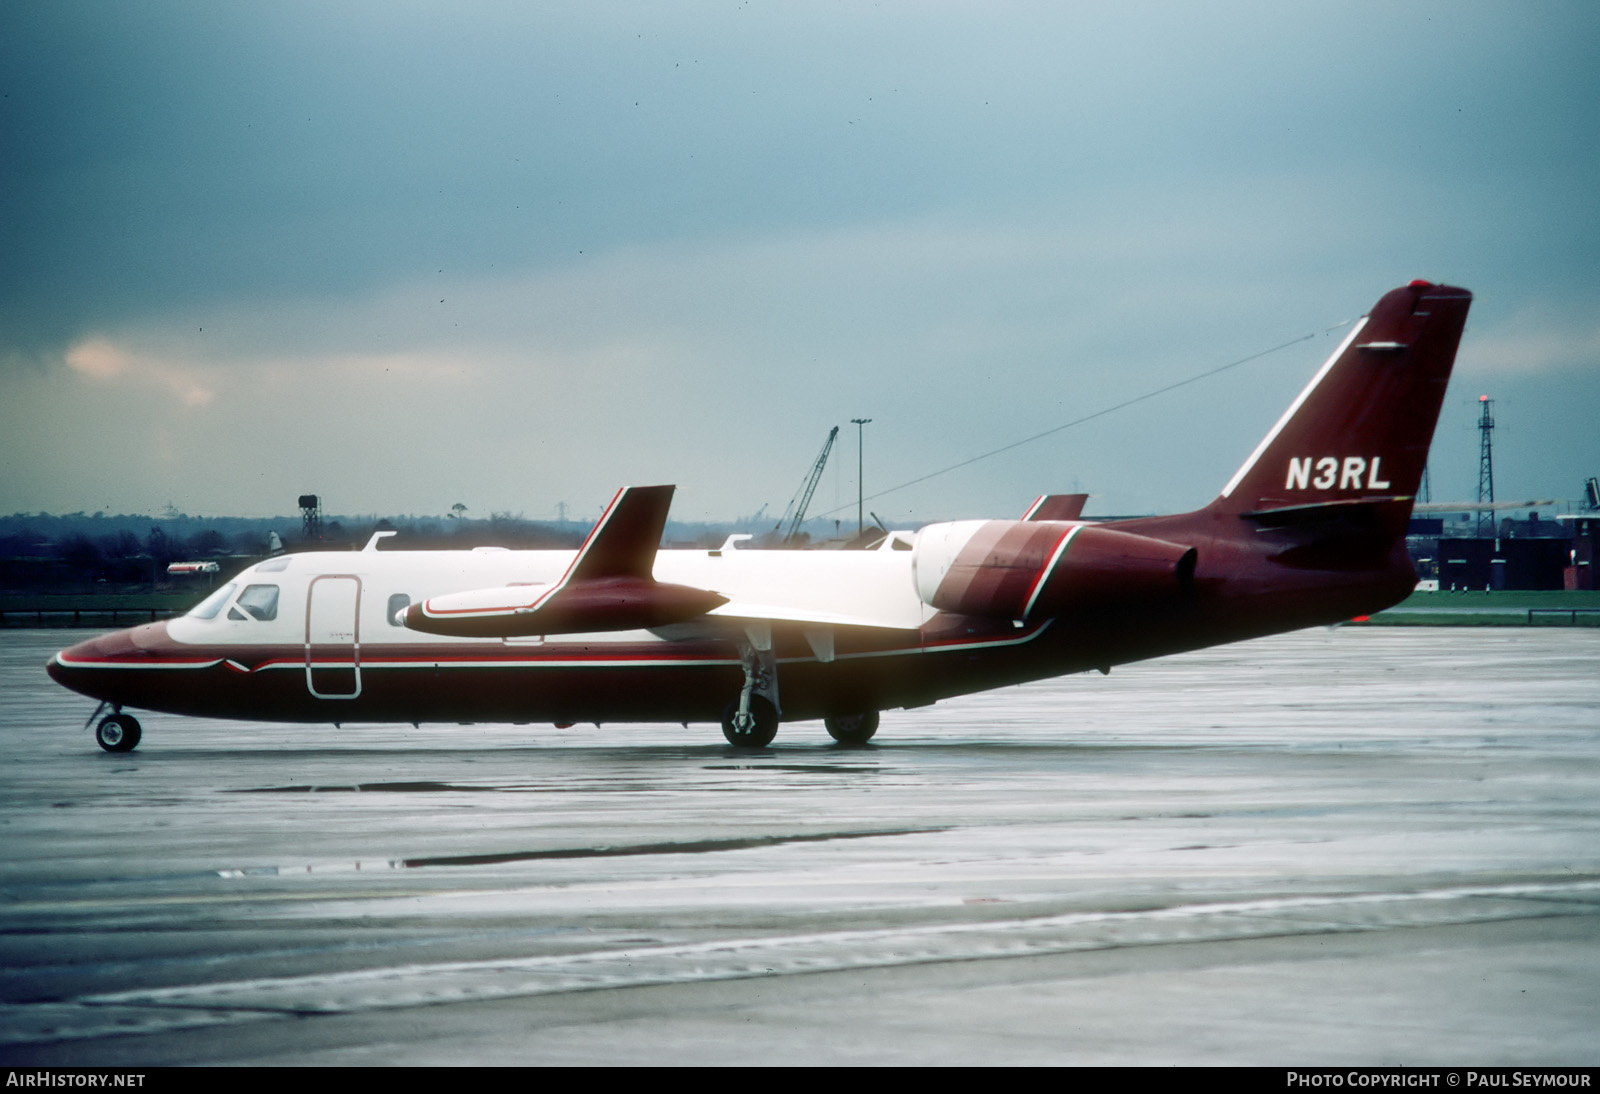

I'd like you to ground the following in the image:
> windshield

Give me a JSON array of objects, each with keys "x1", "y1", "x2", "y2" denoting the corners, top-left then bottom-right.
[
  {"x1": 228, "y1": 584, "x2": 279, "y2": 622},
  {"x1": 187, "y1": 583, "x2": 237, "y2": 621}
]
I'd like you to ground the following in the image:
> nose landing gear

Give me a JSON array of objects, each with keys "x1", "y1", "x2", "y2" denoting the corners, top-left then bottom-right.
[{"x1": 96, "y1": 712, "x2": 142, "y2": 753}]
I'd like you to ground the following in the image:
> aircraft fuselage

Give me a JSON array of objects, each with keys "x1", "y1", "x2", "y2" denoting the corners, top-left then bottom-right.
[
  {"x1": 46, "y1": 509, "x2": 1411, "y2": 726},
  {"x1": 47, "y1": 281, "x2": 1472, "y2": 748}
]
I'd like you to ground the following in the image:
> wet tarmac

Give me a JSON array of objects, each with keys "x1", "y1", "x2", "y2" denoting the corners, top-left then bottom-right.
[{"x1": 2, "y1": 626, "x2": 1598, "y2": 1065}]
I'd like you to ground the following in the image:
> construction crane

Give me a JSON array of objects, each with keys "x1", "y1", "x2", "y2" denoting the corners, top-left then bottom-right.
[{"x1": 774, "y1": 426, "x2": 839, "y2": 545}]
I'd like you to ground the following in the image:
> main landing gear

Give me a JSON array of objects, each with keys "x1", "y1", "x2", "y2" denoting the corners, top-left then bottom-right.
[
  {"x1": 95, "y1": 712, "x2": 142, "y2": 753},
  {"x1": 823, "y1": 711, "x2": 879, "y2": 747},
  {"x1": 719, "y1": 625, "x2": 881, "y2": 748},
  {"x1": 723, "y1": 630, "x2": 781, "y2": 748},
  {"x1": 721, "y1": 694, "x2": 779, "y2": 748}
]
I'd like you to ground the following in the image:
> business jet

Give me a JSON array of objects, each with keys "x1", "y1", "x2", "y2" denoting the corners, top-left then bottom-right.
[{"x1": 49, "y1": 281, "x2": 1471, "y2": 752}]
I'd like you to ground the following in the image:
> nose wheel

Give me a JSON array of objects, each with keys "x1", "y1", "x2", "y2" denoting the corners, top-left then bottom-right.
[{"x1": 96, "y1": 713, "x2": 142, "y2": 753}]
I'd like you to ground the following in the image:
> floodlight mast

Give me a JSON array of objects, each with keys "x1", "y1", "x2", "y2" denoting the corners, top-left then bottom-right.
[
  {"x1": 1476, "y1": 395, "x2": 1495, "y2": 537},
  {"x1": 851, "y1": 418, "x2": 872, "y2": 536}
]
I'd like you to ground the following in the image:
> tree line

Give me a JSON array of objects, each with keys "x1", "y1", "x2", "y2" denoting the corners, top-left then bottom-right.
[{"x1": 0, "y1": 511, "x2": 767, "y2": 594}]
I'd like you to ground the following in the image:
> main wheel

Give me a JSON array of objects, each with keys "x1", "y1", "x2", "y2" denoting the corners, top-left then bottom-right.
[
  {"x1": 721, "y1": 695, "x2": 779, "y2": 748},
  {"x1": 824, "y1": 711, "x2": 879, "y2": 747},
  {"x1": 96, "y1": 713, "x2": 142, "y2": 753}
]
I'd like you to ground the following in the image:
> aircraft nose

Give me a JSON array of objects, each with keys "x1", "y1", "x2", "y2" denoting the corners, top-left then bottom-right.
[
  {"x1": 47, "y1": 621, "x2": 173, "y2": 699},
  {"x1": 47, "y1": 634, "x2": 103, "y2": 696}
]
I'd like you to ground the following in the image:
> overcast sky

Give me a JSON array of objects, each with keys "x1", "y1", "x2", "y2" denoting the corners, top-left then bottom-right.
[{"x1": 3, "y1": 1, "x2": 1597, "y2": 526}]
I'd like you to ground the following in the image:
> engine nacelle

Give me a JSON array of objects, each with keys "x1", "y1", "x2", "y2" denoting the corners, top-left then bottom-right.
[{"x1": 912, "y1": 520, "x2": 1195, "y2": 621}]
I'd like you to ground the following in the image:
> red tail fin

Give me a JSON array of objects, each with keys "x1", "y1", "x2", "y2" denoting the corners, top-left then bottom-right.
[{"x1": 1213, "y1": 282, "x2": 1471, "y2": 517}]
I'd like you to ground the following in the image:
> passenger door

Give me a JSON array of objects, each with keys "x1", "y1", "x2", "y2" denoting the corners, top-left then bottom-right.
[{"x1": 305, "y1": 575, "x2": 362, "y2": 699}]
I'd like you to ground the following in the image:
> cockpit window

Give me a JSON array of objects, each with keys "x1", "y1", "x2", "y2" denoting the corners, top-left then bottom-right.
[
  {"x1": 188, "y1": 583, "x2": 237, "y2": 621},
  {"x1": 228, "y1": 584, "x2": 279, "y2": 622}
]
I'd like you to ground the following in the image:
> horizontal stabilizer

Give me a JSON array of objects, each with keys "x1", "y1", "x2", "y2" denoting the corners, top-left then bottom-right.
[
  {"x1": 1242, "y1": 495, "x2": 1414, "y2": 527},
  {"x1": 1241, "y1": 495, "x2": 1416, "y2": 571}
]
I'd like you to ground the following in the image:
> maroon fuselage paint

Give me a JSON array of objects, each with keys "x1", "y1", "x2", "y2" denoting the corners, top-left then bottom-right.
[{"x1": 46, "y1": 282, "x2": 1471, "y2": 732}]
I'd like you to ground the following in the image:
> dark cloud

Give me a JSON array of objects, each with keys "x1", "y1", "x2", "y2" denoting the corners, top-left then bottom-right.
[{"x1": 2, "y1": 1, "x2": 1596, "y2": 517}]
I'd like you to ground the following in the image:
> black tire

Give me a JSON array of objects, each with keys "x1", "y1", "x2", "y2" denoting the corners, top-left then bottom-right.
[
  {"x1": 721, "y1": 695, "x2": 779, "y2": 748},
  {"x1": 96, "y1": 713, "x2": 141, "y2": 753},
  {"x1": 824, "y1": 711, "x2": 879, "y2": 746}
]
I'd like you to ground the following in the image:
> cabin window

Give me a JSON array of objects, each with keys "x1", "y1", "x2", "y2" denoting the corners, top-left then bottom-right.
[
  {"x1": 188, "y1": 583, "x2": 237, "y2": 621},
  {"x1": 387, "y1": 593, "x2": 411, "y2": 626},
  {"x1": 228, "y1": 584, "x2": 279, "y2": 622}
]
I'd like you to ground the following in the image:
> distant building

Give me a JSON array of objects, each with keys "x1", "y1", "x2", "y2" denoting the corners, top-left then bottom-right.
[{"x1": 1420, "y1": 512, "x2": 1585, "y2": 591}]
